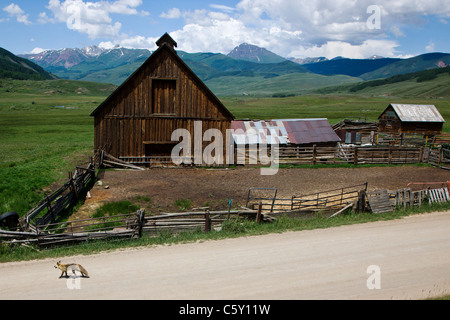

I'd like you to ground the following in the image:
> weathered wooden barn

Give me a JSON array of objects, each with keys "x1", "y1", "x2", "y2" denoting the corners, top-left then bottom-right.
[
  {"x1": 90, "y1": 33, "x2": 235, "y2": 165},
  {"x1": 378, "y1": 104, "x2": 445, "y2": 136}
]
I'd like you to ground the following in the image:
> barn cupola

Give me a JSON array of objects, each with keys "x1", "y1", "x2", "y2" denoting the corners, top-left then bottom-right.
[{"x1": 156, "y1": 33, "x2": 178, "y2": 52}]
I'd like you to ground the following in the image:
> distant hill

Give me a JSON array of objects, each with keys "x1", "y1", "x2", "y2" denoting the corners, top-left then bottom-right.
[
  {"x1": 227, "y1": 43, "x2": 286, "y2": 64},
  {"x1": 317, "y1": 66, "x2": 450, "y2": 98},
  {"x1": 359, "y1": 52, "x2": 450, "y2": 80},
  {"x1": 302, "y1": 57, "x2": 401, "y2": 78},
  {"x1": 0, "y1": 47, "x2": 55, "y2": 80}
]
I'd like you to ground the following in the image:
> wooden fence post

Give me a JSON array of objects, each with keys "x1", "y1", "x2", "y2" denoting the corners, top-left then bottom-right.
[
  {"x1": 136, "y1": 209, "x2": 145, "y2": 238},
  {"x1": 204, "y1": 209, "x2": 211, "y2": 232},
  {"x1": 357, "y1": 190, "x2": 366, "y2": 212},
  {"x1": 353, "y1": 147, "x2": 358, "y2": 165},
  {"x1": 388, "y1": 147, "x2": 393, "y2": 165},
  {"x1": 70, "y1": 172, "x2": 79, "y2": 201},
  {"x1": 438, "y1": 147, "x2": 442, "y2": 165},
  {"x1": 256, "y1": 202, "x2": 262, "y2": 223},
  {"x1": 312, "y1": 145, "x2": 317, "y2": 165}
]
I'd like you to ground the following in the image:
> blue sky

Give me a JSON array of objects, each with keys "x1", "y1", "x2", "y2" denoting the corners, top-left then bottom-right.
[{"x1": 1, "y1": 0, "x2": 450, "y2": 59}]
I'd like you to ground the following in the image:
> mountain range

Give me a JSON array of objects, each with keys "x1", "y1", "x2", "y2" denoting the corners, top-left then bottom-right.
[{"x1": 6, "y1": 43, "x2": 450, "y2": 96}]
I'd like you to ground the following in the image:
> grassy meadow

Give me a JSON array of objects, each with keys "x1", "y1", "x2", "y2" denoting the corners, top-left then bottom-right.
[
  {"x1": 0, "y1": 79, "x2": 116, "y2": 215},
  {"x1": 0, "y1": 76, "x2": 449, "y2": 217}
]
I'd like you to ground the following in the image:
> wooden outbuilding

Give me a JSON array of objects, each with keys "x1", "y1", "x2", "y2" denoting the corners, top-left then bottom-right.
[
  {"x1": 90, "y1": 33, "x2": 234, "y2": 165},
  {"x1": 378, "y1": 104, "x2": 444, "y2": 136},
  {"x1": 333, "y1": 119, "x2": 378, "y2": 145}
]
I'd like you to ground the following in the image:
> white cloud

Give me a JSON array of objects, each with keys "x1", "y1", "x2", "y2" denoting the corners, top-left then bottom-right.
[
  {"x1": 426, "y1": 41, "x2": 435, "y2": 53},
  {"x1": 99, "y1": 35, "x2": 158, "y2": 50},
  {"x1": 160, "y1": 8, "x2": 182, "y2": 19},
  {"x1": 289, "y1": 40, "x2": 404, "y2": 59},
  {"x1": 3, "y1": 3, "x2": 31, "y2": 25},
  {"x1": 36, "y1": 0, "x2": 450, "y2": 58},
  {"x1": 43, "y1": 0, "x2": 147, "y2": 39},
  {"x1": 29, "y1": 47, "x2": 49, "y2": 54},
  {"x1": 163, "y1": 0, "x2": 450, "y2": 58},
  {"x1": 390, "y1": 26, "x2": 405, "y2": 38},
  {"x1": 209, "y1": 4, "x2": 235, "y2": 13}
]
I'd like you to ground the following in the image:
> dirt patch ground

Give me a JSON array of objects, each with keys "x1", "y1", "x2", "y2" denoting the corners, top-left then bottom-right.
[{"x1": 77, "y1": 166, "x2": 450, "y2": 217}]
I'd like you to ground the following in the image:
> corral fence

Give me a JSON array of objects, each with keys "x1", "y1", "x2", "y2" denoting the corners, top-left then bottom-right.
[
  {"x1": 274, "y1": 145, "x2": 448, "y2": 166},
  {"x1": 246, "y1": 183, "x2": 369, "y2": 214},
  {"x1": 19, "y1": 159, "x2": 96, "y2": 232},
  {"x1": 367, "y1": 185, "x2": 450, "y2": 214},
  {"x1": 1, "y1": 208, "x2": 261, "y2": 248},
  {"x1": 94, "y1": 145, "x2": 450, "y2": 169},
  {"x1": 247, "y1": 181, "x2": 450, "y2": 216},
  {"x1": 2, "y1": 181, "x2": 449, "y2": 248}
]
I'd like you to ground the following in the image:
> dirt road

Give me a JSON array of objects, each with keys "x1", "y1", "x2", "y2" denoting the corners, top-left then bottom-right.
[{"x1": 1, "y1": 211, "x2": 449, "y2": 300}]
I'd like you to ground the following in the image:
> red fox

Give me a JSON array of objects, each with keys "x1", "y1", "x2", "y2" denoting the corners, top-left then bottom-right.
[{"x1": 55, "y1": 261, "x2": 89, "y2": 278}]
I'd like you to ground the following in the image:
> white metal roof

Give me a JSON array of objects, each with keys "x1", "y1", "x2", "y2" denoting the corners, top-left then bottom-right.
[{"x1": 389, "y1": 104, "x2": 445, "y2": 123}]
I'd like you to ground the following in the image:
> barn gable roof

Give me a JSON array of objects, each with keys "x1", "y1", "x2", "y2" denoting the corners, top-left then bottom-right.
[
  {"x1": 90, "y1": 33, "x2": 234, "y2": 120},
  {"x1": 379, "y1": 104, "x2": 445, "y2": 123}
]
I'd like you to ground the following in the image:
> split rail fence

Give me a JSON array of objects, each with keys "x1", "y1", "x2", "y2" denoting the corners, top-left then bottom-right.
[
  {"x1": 1, "y1": 208, "x2": 260, "y2": 248},
  {"x1": 20, "y1": 160, "x2": 96, "y2": 232},
  {"x1": 273, "y1": 145, "x2": 448, "y2": 166}
]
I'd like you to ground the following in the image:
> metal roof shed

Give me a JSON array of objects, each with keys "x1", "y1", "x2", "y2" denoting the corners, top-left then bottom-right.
[
  {"x1": 378, "y1": 104, "x2": 445, "y2": 135},
  {"x1": 231, "y1": 119, "x2": 341, "y2": 146}
]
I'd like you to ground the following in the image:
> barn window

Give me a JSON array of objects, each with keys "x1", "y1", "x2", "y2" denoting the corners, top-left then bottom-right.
[
  {"x1": 152, "y1": 79, "x2": 176, "y2": 114},
  {"x1": 385, "y1": 111, "x2": 396, "y2": 119}
]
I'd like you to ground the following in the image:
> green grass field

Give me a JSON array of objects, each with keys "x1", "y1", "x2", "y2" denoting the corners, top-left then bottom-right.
[
  {"x1": 0, "y1": 79, "x2": 116, "y2": 215},
  {"x1": 0, "y1": 77, "x2": 449, "y2": 217}
]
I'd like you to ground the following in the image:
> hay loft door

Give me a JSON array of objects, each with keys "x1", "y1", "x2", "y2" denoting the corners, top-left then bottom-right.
[{"x1": 152, "y1": 79, "x2": 176, "y2": 115}]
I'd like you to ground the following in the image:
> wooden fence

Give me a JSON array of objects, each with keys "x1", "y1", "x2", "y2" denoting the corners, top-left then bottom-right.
[
  {"x1": 367, "y1": 186, "x2": 450, "y2": 214},
  {"x1": 275, "y1": 145, "x2": 432, "y2": 165},
  {"x1": 1, "y1": 208, "x2": 261, "y2": 248},
  {"x1": 225, "y1": 145, "x2": 447, "y2": 167},
  {"x1": 246, "y1": 183, "x2": 368, "y2": 213},
  {"x1": 94, "y1": 144, "x2": 449, "y2": 169},
  {"x1": 3, "y1": 184, "x2": 449, "y2": 247},
  {"x1": 20, "y1": 160, "x2": 96, "y2": 232}
]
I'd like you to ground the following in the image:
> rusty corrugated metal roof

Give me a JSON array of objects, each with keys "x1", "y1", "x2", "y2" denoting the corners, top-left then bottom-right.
[
  {"x1": 231, "y1": 119, "x2": 341, "y2": 145},
  {"x1": 389, "y1": 104, "x2": 445, "y2": 123}
]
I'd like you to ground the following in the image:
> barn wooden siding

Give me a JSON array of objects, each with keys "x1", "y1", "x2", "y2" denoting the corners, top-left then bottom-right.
[{"x1": 91, "y1": 34, "x2": 234, "y2": 162}]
